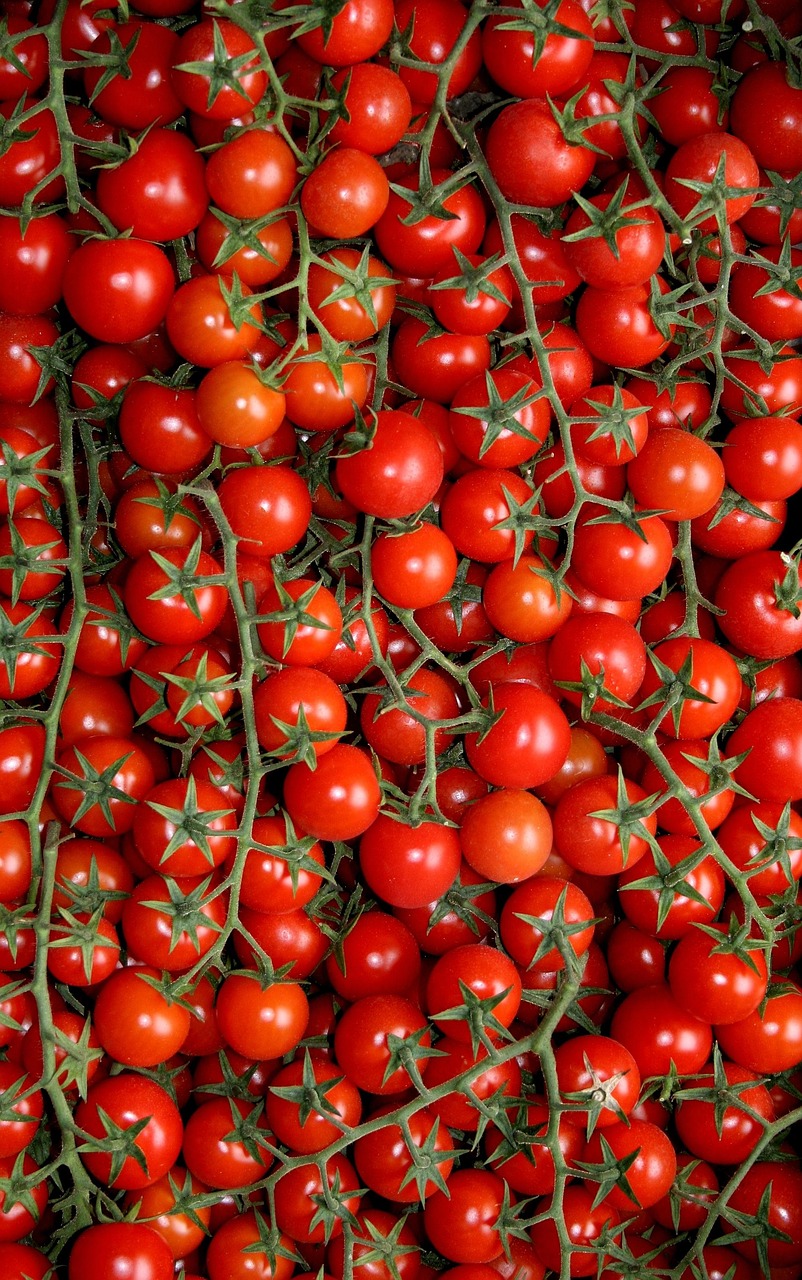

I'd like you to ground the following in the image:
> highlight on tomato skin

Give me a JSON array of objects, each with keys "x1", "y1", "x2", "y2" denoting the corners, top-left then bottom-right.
[{"x1": 2, "y1": 0, "x2": 802, "y2": 1277}]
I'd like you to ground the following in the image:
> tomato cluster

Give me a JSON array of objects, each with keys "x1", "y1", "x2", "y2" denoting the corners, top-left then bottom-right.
[{"x1": 1, "y1": 0, "x2": 802, "y2": 1277}]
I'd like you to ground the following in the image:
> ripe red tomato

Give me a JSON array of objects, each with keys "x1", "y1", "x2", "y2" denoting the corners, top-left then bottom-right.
[
  {"x1": 485, "y1": 98, "x2": 596, "y2": 208},
  {"x1": 67, "y1": 1223, "x2": 175, "y2": 1280},
  {"x1": 424, "y1": 1169, "x2": 511, "y2": 1264},
  {"x1": 76, "y1": 1074, "x2": 183, "y2": 1189},
  {"x1": 302, "y1": 148, "x2": 389, "y2": 239},
  {"x1": 360, "y1": 812, "x2": 461, "y2": 908},
  {"x1": 465, "y1": 681, "x2": 571, "y2": 790},
  {"x1": 460, "y1": 788, "x2": 553, "y2": 884},
  {"x1": 62, "y1": 239, "x2": 175, "y2": 343},
  {"x1": 482, "y1": 0, "x2": 593, "y2": 98}
]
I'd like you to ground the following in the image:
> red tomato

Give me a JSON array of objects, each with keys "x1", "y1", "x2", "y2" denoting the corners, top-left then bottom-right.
[
  {"x1": 62, "y1": 239, "x2": 175, "y2": 343},
  {"x1": 482, "y1": 0, "x2": 594, "y2": 98},
  {"x1": 460, "y1": 788, "x2": 553, "y2": 884},
  {"x1": 374, "y1": 170, "x2": 486, "y2": 278},
  {"x1": 302, "y1": 148, "x2": 389, "y2": 239},
  {"x1": 485, "y1": 98, "x2": 596, "y2": 208},
  {"x1": 76, "y1": 1074, "x2": 182, "y2": 1190},
  {"x1": 665, "y1": 132, "x2": 758, "y2": 230},
  {"x1": 67, "y1": 1223, "x2": 175, "y2": 1280},
  {"x1": 465, "y1": 681, "x2": 571, "y2": 790}
]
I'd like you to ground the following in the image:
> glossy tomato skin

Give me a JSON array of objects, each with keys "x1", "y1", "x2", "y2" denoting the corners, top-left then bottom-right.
[
  {"x1": 290, "y1": 0, "x2": 393, "y2": 64},
  {"x1": 171, "y1": 19, "x2": 266, "y2": 121},
  {"x1": 335, "y1": 410, "x2": 444, "y2": 518},
  {"x1": 485, "y1": 98, "x2": 596, "y2": 208},
  {"x1": 0, "y1": 213, "x2": 72, "y2": 316},
  {"x1": 460, "y1": 788, "x2": 553, "y2": 885},
  {"x1": 576, "y1": 278, "x2": 674, "y2": 368},
  {"x1": 393, "y1": 0, "x2": 482, "y2": 104},
  {"x1": 571, "y1": 508, "x2": 674, "y2": 602},
  {"x1": 75, "y1": 1074, "x2": 182, "y2": 1190},
  {"x1": 465, "y1": 682, "x2": 571, "y2": 790},
  {"x1": 62, "y1": 239, "x2": 175, "y2": 343},
  {"x1": 273, "y1": 1154, "x2": 362, "y2": 1244},
  {"x1": 715, "y1": 551, "x2": 802, "y2": 659},
  {"x1": 328, "y1": 63, "x2": 412, "y2": 154},
  {"x1": 424, "y1": 1169, "x2": 511, "y2": 1265},
  {"x1": 728, "y1": 697, "x2": 802, "y2": 801},
  {"x1": 84, "y1": 20, "x2": 182, "y2": 128},
  {"x1": 627, "y1": 427, "x2": 725, "y2": 521},
  {"x1": 359, "y1": 815, "x2": 462, "y2": 909},
  {"x1": 665, "y1": 132, "x2": 759, "y2": 229},
  {"x1": 301, "y1": 147, "x2": 389, "y2": 239},
  {"x1": 374, "y1": 170, "x2": 485, "y2": 277},
  {"x1": 392, "y1": 318, "x2": 492, "y2": 405},
  {"x1": 530, "y1": 1186, "x2": 618, "y2": 1276},
  {"x1": 715, "y1": 983, "x2": 802, "y2": 1074},
  {"x1": 67, "y1": 1222, "x2": 175, "y2": 1280},
  {"x1": 124, "y1": 547, "x2": 228, "y2": 644},
  {"x1": 610, "y1": 983, "x2": 714, "y2": 1078},
  {"x1": 482, "y1": 0, "x2": 594, "y2": 99},
  {"x1": 96, "y1": 128, "x2": 208, "y2": 241},
  {"x1": 0, "y1": 101, "x2": 64, "y2": 206},
  {"x1": 730, "y1": 60, "x2": 802, "y2": 172},
  {"x1": 675, "y1": 1062, "x2": 775, "y2": 1166},
  {"x1": 283, "y1": 744, "x2": 381, "y2": 842}
]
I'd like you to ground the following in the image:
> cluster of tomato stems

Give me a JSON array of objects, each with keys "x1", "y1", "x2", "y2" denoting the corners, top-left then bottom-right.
[{"x1": 2, "y1": 0, "x2": 802, "y2": 1274}]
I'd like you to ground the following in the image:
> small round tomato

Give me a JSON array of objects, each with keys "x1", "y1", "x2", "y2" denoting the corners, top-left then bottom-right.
[
  {"x1": 563, "y1": 193, "x2": 665, "y2": 290},
  {"x1": 570, "y1": 508, "x2": 674, "y2": 602},
  {"x1": 52, "y1": 735, "x2": 155, "y2": 837},
  {"x1": 124, "y1": 546, "x2": 228, "y2": 644},
  {"x1": 500, "y1": 875, "x2": 595, "y2": 973},
  {"x1": 575, "y1": 278, "x2": 674, "y2": 368},
  {"x1": 93, "y1": 965, "x2": 192, "y2": 1067},
  {"x1": 715, "y1": 982, "x2": 802, "y2": 1074},
  {"x1": 62, "y1": 238, "x2": 175, "y2": 343},
  {"x1": 182, "y1": 1096, "x2": 272, "y2": 1190},
  {"x1": 485, "y1": 98, "x2": 596, "y2": 208},
  {"x1": 482, "y1": 0, "x2": 594, "y2": 98},
  {"x1": 76, "y1": 1074, "x2": 182, "y2": 1190},
  {"x1": 374, "y1": 170, "x2": 486, "y2": 279},
  {"x1": 637, "y1": 636, "x2": 742, "y2": 740},
  {"x1": 301, "y1": 148, "x2": 389, "y2": 239},
  {"x1": 283, "y1": 744, "x2": 381, "y2": 842},
  {"x1": 67, "y1": 1224, "x2": 174, "y2": 1280},
  {"x1": 627, "y1": 427, "x2": 725, "y2": 521},
  {"x1": 166, "y1": 275, "x2": 263, "y2": 368},
  {"x1": 727, "y1": 697, "x2": 802, "y2": 802},
  {"x1": 273, "y1": 1154, "x2": 361, "y2": 1244},
  {"x1": 359, "y1": 815, "x2": 462, "y2": 909},
  {"x1": 95, "y1": 127, "x2": 208, "y2": 242},
  {"x1": 393, "y1": 0, "x2": 482, "y2": 104},
  {"x1": 216, "y1": 970, "x2": 309, "y2": 1062},
  {"x1": 335, "y1": 409, "x2": 443, "y2": 519},
  {"x1": 217, "y1": 463, "x2": 312, "y2": 559},
  {"x1": 171, "y1": 19, "x2": 266, "y2": 120},
  {"x1": 460, "y1": 788, "x2": 553, "y2": 885},
  {"x1": 306, "y1": 247, "x2": 396, "y2": 342},
  {"x1": 449, "y1": 368, "x2": 550, "y2": 470},
  {"x1": 465, "y1": 682, "x2": 571, "y2": 790},
  {"x1": 665, "y1": 131, "x2": 759, "y2": 230},
  {"x1": 196, "y1": 361, "x2": 286, "y2": 449},
  {"x1": 204, "y1": 128, "x2": 297, "y2": 219},
  {"x1": 669, "y1": 924, "x2": 768, "y2": 1026},
  {"x1": 283, "y1": 333, "x2": 369, "y2": 432},
  {"x1": 730, "y1": 60, "x2": 802, "y2": 173},
  {"x1": 610, "y1": 983, "x2": 713, "y2": 1078},
  {"x1": 328, "y1": 62, "x2": 412, "y2": 154}
]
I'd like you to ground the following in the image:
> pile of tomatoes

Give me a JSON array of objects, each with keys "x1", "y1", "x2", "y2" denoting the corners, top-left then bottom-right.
[{"x1": 1, "y1": 0, "x2": 802, "y2": 1276}]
